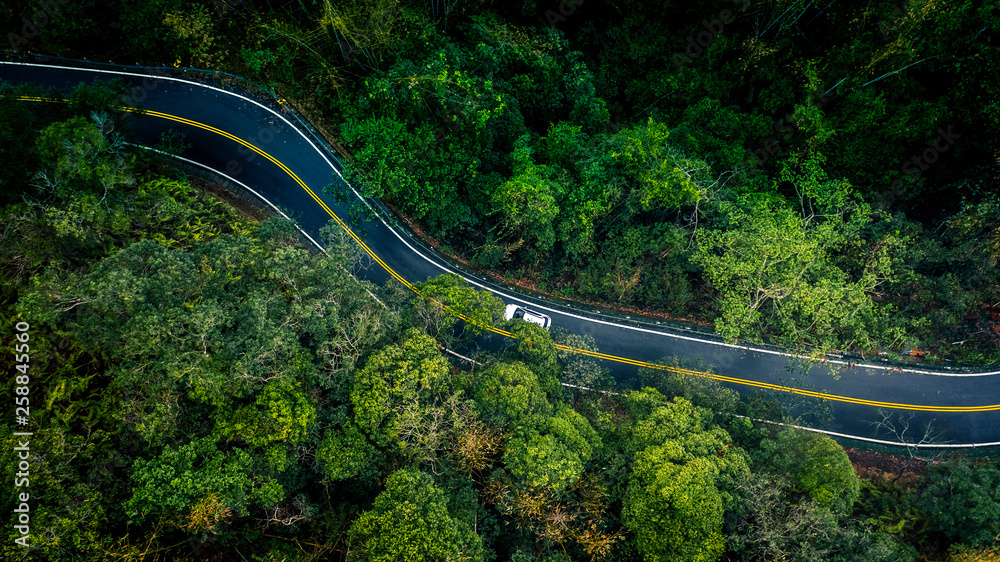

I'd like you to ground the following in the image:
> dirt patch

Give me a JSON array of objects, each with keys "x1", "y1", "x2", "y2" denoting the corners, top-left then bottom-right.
[{"x1": 846, "y1": 447, "x2": 927, "y2": 487}]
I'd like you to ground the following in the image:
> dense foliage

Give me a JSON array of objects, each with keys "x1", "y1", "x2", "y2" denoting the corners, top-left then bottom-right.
[
  {"x1": 1, "y1": 83, "x2": 998, "y2": 560},
  {"x1": 3, "y1": 1, "x2": 1000, "y2": 560},
  {"x1": 4, "y1": 0, "x2": 999, "y2": 362}
]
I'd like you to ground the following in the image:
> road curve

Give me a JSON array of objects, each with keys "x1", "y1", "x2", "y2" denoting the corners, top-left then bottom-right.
[{"x1": 4, "y1": 58, "x2": 1000, "y2": 448}]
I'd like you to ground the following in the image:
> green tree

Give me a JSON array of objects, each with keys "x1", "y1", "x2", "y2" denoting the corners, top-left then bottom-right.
[
  {"x1": 761, "y1": 428, "x2": 861, "y2": 515},
  {"x1": 920, "y1": 458, "x2": 1000, "y2": 548},
  {"x1": 350, "y1": 328, "x2": 451, "y2": 448},
  {"x1": 948, "y1": 194, "x2": 1000, "y2": 322},
  {"x1": 473, "y1": 361, "x2": 551, "y2": 430},
  {"x1": 407, "y1": 273, "x2": 506, "y2": 346},
  {"x1": 340, "y1": 44, "x2": 509, "y2": 234},
  {"x1": 163, "y1": 4, "x2": 225, "y2": 67},
  {"x1": 502, "y1": 404, "x2": 601, "y2": 494},
  {"x1": 340, "y1": 115, "x2": 453, "y2": 223},
  {"x1": 611, "y1": 118, "x2": 702, "y2": 210},
  {"x1": 492, "y1": 143, "x2": 561, "y2": 262},
  {"x1": 694, "y1": 188, "x2": 901, "y2": 352},
  {"x1": 725, "y1": 471, "x2": 912, "y2": 562},
  {"x1": 219, "y1": 380, "x2": 316, "y2": 447},
  {"x1": 20, "y1": 218, "x2": 391, "y2": 440},
  {"x1": 507, "y1": 321, "x2": 562, "y2": 398},
  {"x1": 0, "y1": 427, "x2": 120, "y2": 559},
  {"x1": 552, "y1": 331, "x2": 612, "y2": 390},
  {"x1": 316, "y1": 423, "x2": 383, "y2": 483},
  {"x1": 124, "y1": 436, "x2": 282, "y2": 526},
  {"x1": 349, "y1": 469, "x2": 484, "y2": 562},
  {"x1": 34, "y1": 113, "x2": 134, "y2": 200},
  {"x1": 625, "y1": 453, "x2": 728, "y2": 562},
  {"x1": 622, "y1": 389, "x2": 749, "y2": 562}
]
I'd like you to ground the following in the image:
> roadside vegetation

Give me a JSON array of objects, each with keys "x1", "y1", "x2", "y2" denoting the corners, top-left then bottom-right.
[
  {"x1": 5, "y1": 0, "x2": 998, "y2": 362},
  {"x1": 1, "y1": 77, "x2": 999, "y2": 562},
  {"x1": 3, "y1": 1, "x2": 1000, "y2": 560}
]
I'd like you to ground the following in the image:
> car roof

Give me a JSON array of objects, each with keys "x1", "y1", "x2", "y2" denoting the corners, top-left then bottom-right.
[
  {"x1": 520, "y1": 309, "x2": 550, "y2": 327},
  {"x1": 505, "y1": 304, "x2": 551, "y2": 328}
]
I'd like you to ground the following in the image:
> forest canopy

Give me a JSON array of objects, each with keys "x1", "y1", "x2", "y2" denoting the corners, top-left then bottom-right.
[
  {"x1": 4, "y1": 0, "x2": 999, "y2": 361},
  {"x1": 2, "y1": 1, "x2": 1000, "y2": 560}
]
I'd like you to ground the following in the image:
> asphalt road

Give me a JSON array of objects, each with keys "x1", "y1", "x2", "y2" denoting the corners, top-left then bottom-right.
[{"x1": 4, "y1": 59, "x2": 999, "y2": 448}]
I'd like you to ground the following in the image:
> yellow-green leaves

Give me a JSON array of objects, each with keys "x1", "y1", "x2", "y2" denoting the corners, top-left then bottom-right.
[
  {"x1": 493, "y1": 162, "x2": 560, "y2": 257},
  {"x1": 125, "y1": 436, "x2": 281, "y2": 525},
  {"x1": 350, "y1": 328, "x2": 450, "y2": 447},
  {"x1": 694, "y1": 184, "x2": 895, "y2": 352},
  {"x1": 504, "y1": 432, "x2": 583, "y2": 493},
  {"x1": 625, "y1": 454, "x2": 727, "y2": 562},
  {"x1": 218, "y1": 380, "x2": 316, "y2": 450},
  {"x1": 317, "y1": 423, "x2": 383, "y2": 482},
  {"x1": 761, "y1": 428, "x2": 860, "y2": 515},
  {"x1": 163, "y1": 4, "x2": 226, "y2": 67},
  {"x1": 474, "y1": 361, "x2": 551, "y2": 428},
  {"x1": 611, "y1": 118, "x2": 703, "y2": 210},
  {"x1": 622, "y1": 390, "x2": 749, "y2": 562},
  {"x1": 350, "y1": 469, "x2": 484, "y2": 562},
  {"x1": 407, "y1": 273, "x2": 505, "y2": 345},
  {"x1": 502, "y1": 405, "x2": 601, "y2": 494}
]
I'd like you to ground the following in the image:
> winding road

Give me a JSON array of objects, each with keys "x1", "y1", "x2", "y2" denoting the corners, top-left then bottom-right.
[{"x1": 4, "y1": 58, "x2": 999, "y2": 448}]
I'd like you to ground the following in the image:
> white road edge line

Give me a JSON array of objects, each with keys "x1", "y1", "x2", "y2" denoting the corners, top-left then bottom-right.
[
  {"x1": 743, "y1": 416, "x2": 1000, "y2": 449},
  {"x1": 124, "y1": 144, "x2": 326, "y2": 252},
  {"x1": 128, "y1": 143, "x2": 389, "y2": 309},
  {"x1": 7, "y1": 60, "x2": 999, "y2": 378},
  {"x1": 557, "y1": 383, "x2": 1000, "y2": 448}
]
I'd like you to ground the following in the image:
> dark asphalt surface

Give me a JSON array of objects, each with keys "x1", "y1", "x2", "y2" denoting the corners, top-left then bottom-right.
[{"x1": 4, "y1": 60, "x2": 999, "y2": 447}]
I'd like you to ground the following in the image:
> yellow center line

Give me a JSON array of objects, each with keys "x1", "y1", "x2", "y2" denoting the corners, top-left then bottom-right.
[
  {"x1": 133, "y1": 106, "x2": 514, "y2": 339},
  {"x1": 558, "y1": 344, "x2": 1000, "y2": 412},
  {"x1": 13, "y1": 96, "x2": 997, "y2": 413}
]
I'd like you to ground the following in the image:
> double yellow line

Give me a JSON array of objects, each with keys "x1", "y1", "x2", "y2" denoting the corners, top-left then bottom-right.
[
  {"x1": 16, "y1": 95, "x2": 1000, "y2": 413},
  {"x1": 133, "y1": 106, "x2": 516, "y2": 339},
  {"x1": 561, "y1": 345, "x2": 1000, "y2": 412}
]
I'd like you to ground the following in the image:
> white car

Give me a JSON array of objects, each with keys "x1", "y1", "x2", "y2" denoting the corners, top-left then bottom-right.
[{"x1": 504, "y1": 304, "x2": 552, "y2": 329}]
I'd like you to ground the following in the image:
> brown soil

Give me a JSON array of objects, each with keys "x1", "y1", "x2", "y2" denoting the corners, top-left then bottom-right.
[{"x1": 846, "y1": 447, "x2": 928, "y2": 487}]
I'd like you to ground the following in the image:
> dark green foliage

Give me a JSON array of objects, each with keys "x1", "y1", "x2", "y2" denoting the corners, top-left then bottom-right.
[
  {"x1": 761, "y1": 428, "x2": 861, "y2": 515},
  {"x1": 4, "y1": 2, "x2": 1000, "y2": 559},
  {"x1": 349, "y1": 469, "x2": 484, "y2": 562},
  {"x1": 919, "y1": 458, "x2": 1000, "y2": 548},
  {"x1": 0, "y1": 82, "x2": 44, "y2": 205}
]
